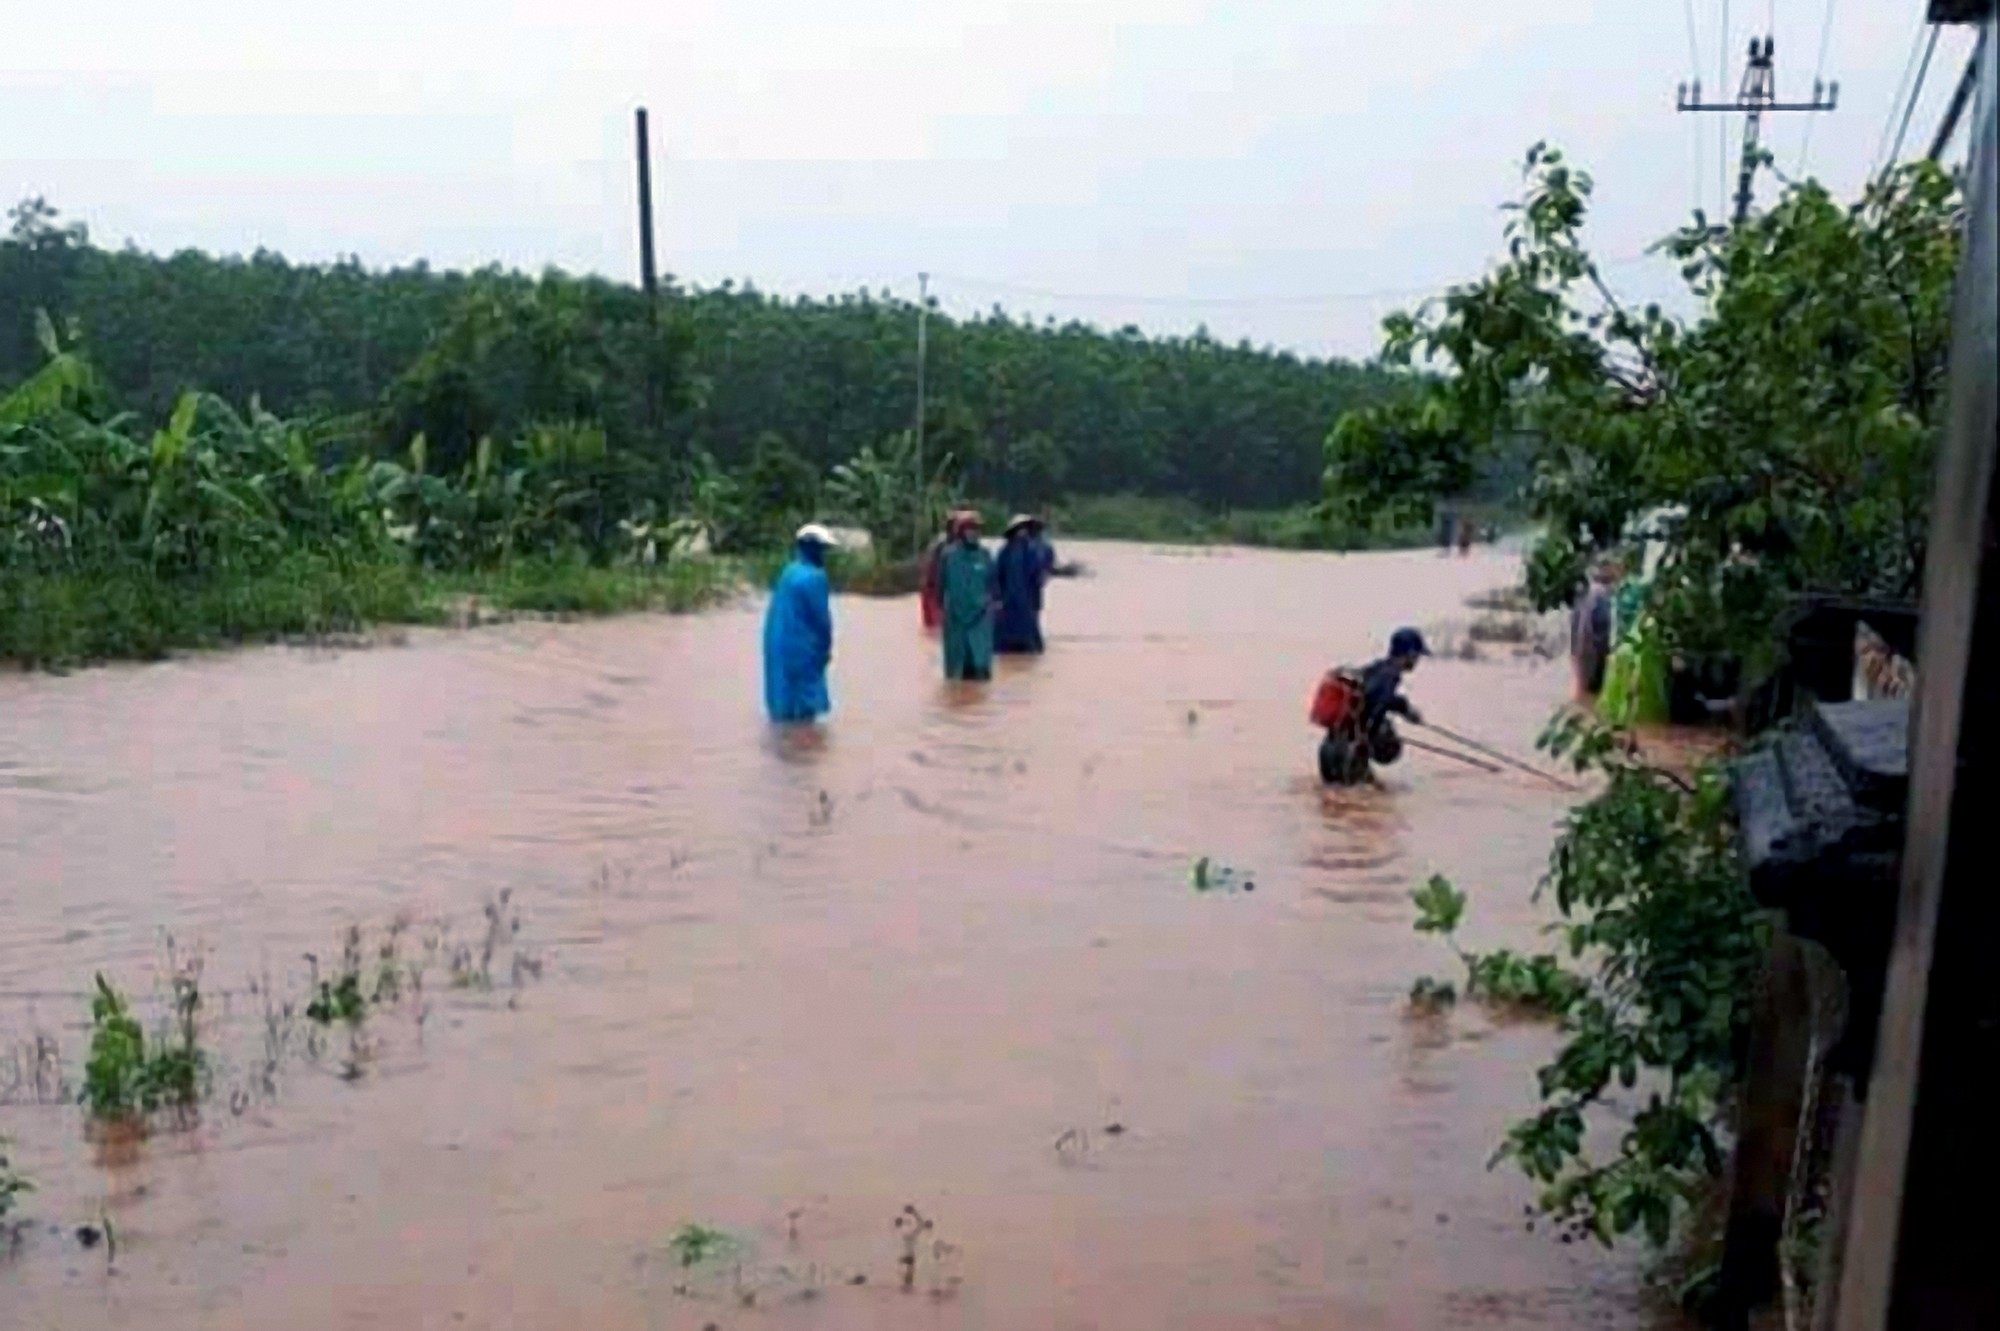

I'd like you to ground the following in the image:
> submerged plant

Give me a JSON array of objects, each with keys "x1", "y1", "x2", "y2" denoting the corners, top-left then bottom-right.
[
  {"x1": 0, "y1": 1033, "x2": 66, "y2": 1105},
  {"x1": 248, "y1": 970, "x2": 296, "y2": 1102},
  {"x1": 79, "y1": 957, "x2": 211, "y2": 1125},
  {"x1": 1407, "y1": 974, "x2": 1459, "y2": 1013},
  {"x1": 305, "y1": 972, "x2": 367, "y2": 1026},
  {"x1": 0, "y1": 1134, "x2": 30, "y2": 1221},
  {"x1": 1410, "y1": 875, "x2": 1581, "y2": 1015},
  {"x1": 667, "y1": 1223, "x2": 738, "y2": 1269},
  {"x1": 306, "y1": 929, "x2": 368, "y2": 1027},
  {"x1": 894, "y1": 1205, "x2": 934, "y2": 1291},
  {"x1": 81, "y1": 975, "x2": 148, "y2": 1121},
  {"x1": 143, "y1": 949, "x2": 210, "y2": 1118},
  {"x1": 446, "y1": 889, "x2": 537, "y2": 992},
  {"x1": 1189, "y1": 856, "x2": 1255, "y2": 894}
]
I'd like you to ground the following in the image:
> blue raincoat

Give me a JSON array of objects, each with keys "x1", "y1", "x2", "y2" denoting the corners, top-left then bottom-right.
[
  {"x1": 993, "y1": 533, "x2": 1047, "y2": 654},
  {"x1": 762, "y1": 553, "x2": 834, "y2": 722}
]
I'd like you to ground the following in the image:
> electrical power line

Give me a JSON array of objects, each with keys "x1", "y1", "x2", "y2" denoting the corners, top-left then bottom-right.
[
  {"x1": 931, "y1": 273, "x2": 1448, "y2": 308},
  {"x1": 1795, "y1": 0, "x2": 1842, "y2": 176},
  {"x1": 920, "y1": 253, "x2": 1664, "y2": 311},
  {"x1": 1874, "y1": 20, "x2": 1931, "y2": 177},
  {"x1": 1927, "y1": 45, "x2": 1982, "y2": 162},
  {"x1": 1679, "y1": 30, "x2": 1835, "y2": 225},
  {"x1": 1719, "y1": 0, "x2": 1732, "y2": 216},
  {"x1": 1885, "y1": 24, "x2": 1941, "y2": 171},
  {"x1": 1683, "y1": 0, "x2": 1706, "y2": 215},
  {"x1": 1693, "y1": 111, "x2": 1708, "y2": 219}
]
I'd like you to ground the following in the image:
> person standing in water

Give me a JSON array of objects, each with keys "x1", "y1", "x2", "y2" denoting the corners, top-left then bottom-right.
[
  {"x1": 1358, "y1": 627, "x2": 1429, "y2": 764},
  {"x1": 994, "y1": 514, "x2": 1050, "y2": 655},
  {"x1": 1570, "y1": 555, "x2": 1619, "y2": 699},
  {"x1": 938, "y1": 510, "x2": 996, "y2": 680},
  {"x1": 1031, "y1": 516, "x2": 1057, "y2": 582},
  {"x1": 762, "y1": 524, "x2": 837, "y2": 722},
  {"x1": 917, "y1": 514, "x2": 956, "y2": 632}
]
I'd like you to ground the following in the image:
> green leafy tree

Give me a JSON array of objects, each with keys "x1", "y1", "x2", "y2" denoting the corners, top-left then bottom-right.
[
  {"x1": 373, "y1": 273, "x2": 693, "y2": 476},
  {"x1": 1323, "y1": 393, "x2": 1474, "y2": 528},
  {"x1": 3, "y1": 208, "x2": 1410, "y2": 522},
  {"x1": 826, "y1": 431, "x2": 957, "y2": 560},
  {"x1": 1357, "y1": 145, "x2": 1957, "y2": 1259},
  {"x1": 1408, "y1": 717, "x2": 1763, "y2": 1251},
  {"x1": 1499, "y1": 715, "x2": 1763, "y2": 1248},
  {"x1": 0, "y1": 199, "x2": 88, "y2": 374},
  {"x1": 1329, "y1": 147, "x2": 1961, "y2": 669},
  {"x1": 736, "y1": 431, "x2": 821, "y2": 550}
]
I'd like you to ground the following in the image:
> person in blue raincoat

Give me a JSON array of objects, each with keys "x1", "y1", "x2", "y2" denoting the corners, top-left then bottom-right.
[
  {"x1": 994, "y1": 514, "x2": 1050, "y2": 654},
  {"x1": 1031, "y1": 518, "x2": 1056, "y2": 583},
  {"x1": 762, "y1": 524, "x2": 837, "y2": 722}
]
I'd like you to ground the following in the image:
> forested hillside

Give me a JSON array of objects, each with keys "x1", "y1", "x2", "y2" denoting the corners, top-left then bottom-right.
[{"x1": 1, "y1": 199, "x2": 1406, "y2": 514}]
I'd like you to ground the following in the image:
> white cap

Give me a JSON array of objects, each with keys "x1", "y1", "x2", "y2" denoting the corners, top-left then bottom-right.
[{"x1": 795, "y1": 522, "x2": 839, "y2": 547}]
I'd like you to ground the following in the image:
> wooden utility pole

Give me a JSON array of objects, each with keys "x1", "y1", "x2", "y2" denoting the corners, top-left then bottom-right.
[
  {"x1": 1679, "y1": 36, "x2": 1838, "y2": 224},
  {"x1": 635, "y1": 107, "x2": 662, "y2": 442},
  {"x1": 1830, "y1": 6, "x2": 1996, "y2": 1328}
]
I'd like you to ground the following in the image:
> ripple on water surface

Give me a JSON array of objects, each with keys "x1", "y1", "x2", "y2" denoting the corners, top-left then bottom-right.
[{"x1": 0, "y1": 542, "x2": 1673, "y2": 1331}]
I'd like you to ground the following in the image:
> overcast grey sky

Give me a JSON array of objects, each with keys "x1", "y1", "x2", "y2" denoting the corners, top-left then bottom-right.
[{"x1": 2, "y1": 2, "x2": 1980, "y2": 358}]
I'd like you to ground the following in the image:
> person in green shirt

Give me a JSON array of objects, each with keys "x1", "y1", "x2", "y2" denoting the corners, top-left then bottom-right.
[
  {"x1": 1612, "y1": 570, "x2": 1647, "y2": 646},
  {"x1": 938, "y1": 510, "x2": 996, "y2": 681}
]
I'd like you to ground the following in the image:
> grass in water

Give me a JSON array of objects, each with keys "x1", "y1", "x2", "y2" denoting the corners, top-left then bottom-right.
[
  {"x1": 432, "y1": 555, "x2": 739, "y2": 616},
  {"x1": 2, "y1": 555, "x2": 742, "y2": 668},
  {"x1": 1, "y1": 555, "x2": 433, "y2": 667}
]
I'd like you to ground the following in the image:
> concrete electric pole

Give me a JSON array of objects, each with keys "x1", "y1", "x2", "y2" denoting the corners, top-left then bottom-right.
[
  {"x1": 1679, "y1": 36, "x2": 1839, "y2": 225},
  {"x1": 634, "y1": 108, "x2": 662, "y2": 444},
  {"x1": 914, "y1": 271, "x2": 930, "y2": 553}
]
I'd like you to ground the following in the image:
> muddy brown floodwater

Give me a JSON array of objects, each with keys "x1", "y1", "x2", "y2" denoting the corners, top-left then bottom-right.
[{"x1": 1, "y1": 541, "x2": 1679, "y2": 1330}]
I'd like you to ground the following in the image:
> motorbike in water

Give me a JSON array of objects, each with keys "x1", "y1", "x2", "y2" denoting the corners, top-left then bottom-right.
[{"x1": 1309, "y1": 669, "x2": 1402, "y2": 785}]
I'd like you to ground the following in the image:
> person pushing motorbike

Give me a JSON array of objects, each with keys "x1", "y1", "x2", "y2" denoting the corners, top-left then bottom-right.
[
  {"x1": 1357, "y1": 627, "x2": 1428, "y2": 762},
  {"x1": 1313, "y1": 627, "x2": 1430, "y2": 784}
]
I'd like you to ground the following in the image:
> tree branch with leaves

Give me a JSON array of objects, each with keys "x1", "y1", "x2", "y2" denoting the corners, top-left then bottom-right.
[{"x1": 1327, "y1": 146, "x2": 1962, "y2": 672}]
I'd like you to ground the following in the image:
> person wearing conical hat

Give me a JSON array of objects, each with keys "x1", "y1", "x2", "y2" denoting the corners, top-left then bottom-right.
[{"x1": 994, "y1": 514, "x2": 1049, "y2": 655}]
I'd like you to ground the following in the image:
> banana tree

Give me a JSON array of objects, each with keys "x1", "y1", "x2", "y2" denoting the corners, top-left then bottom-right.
[{"x1": 826, "y1": 431, "x2": 956, "y2": 560}]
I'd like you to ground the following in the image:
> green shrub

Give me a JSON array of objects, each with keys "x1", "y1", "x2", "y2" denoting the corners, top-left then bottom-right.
[
  {"x1": 1411, "y1": 715, "x2": 1764, "y2": 1251},
  {"x1": 1, "y1": 555, "x2": 432, "y2": 666},
  {"x1": 80, "y1": 968, "x2": 210, "y2": 1124},
  {"x1": 81, "y1": 975, "x2": 148, "y2": 1121}
]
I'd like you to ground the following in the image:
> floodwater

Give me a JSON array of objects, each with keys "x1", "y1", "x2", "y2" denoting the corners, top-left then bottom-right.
[{"x1": 1, "y1": 541, "x2": 1669, "y2": 1330}]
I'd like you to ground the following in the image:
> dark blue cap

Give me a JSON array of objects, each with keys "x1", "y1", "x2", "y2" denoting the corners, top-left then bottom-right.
[{"x1": 1390, "y1": 627, "x2": 1431, "y2": 658}]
